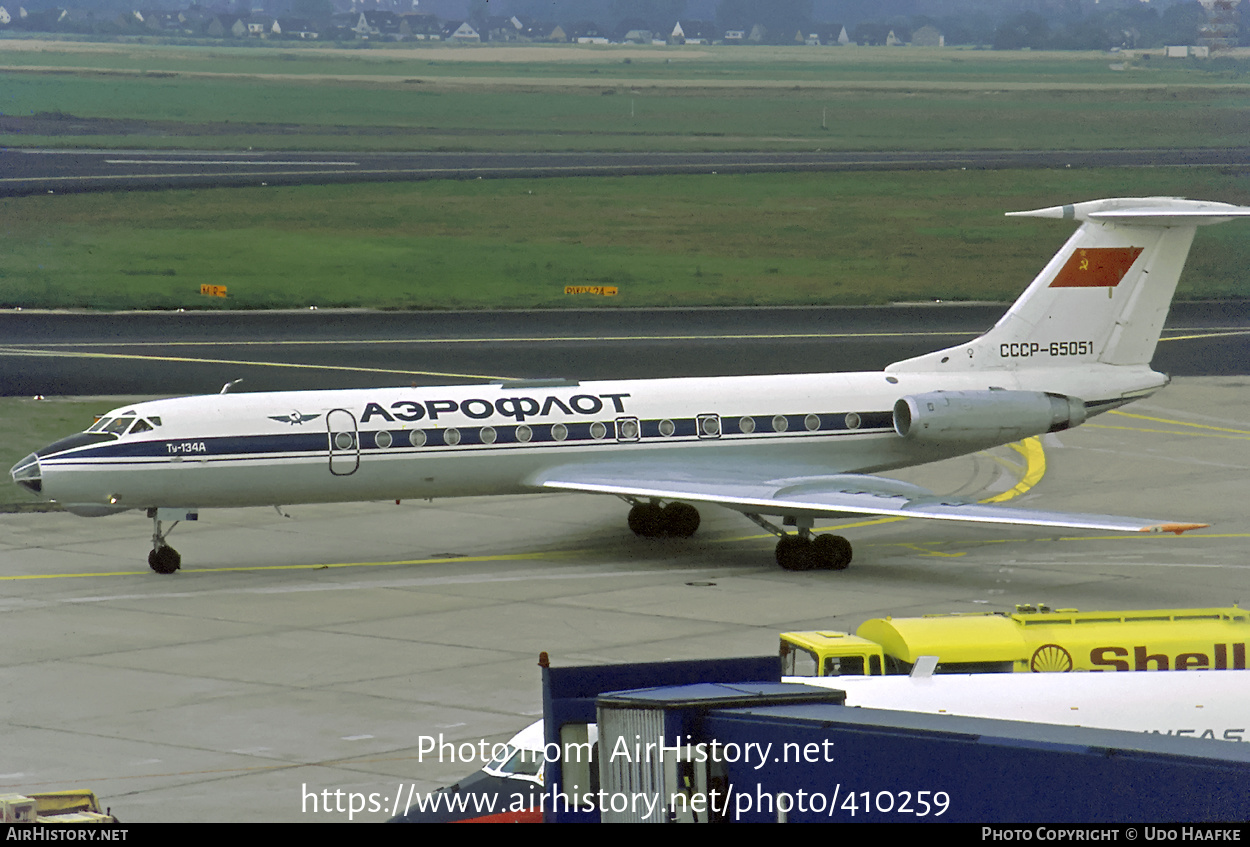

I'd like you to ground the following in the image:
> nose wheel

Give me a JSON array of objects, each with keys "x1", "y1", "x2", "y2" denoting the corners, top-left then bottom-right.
[
  {"x1": 148, "y1": 544, "x2": 181, "y2": 575},
  {"x1": 147, "y1": 508, "x2": 182, "y2": 574}
]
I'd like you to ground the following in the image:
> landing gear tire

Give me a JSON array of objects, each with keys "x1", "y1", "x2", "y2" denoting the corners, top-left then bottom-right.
[
  {"x1": 148, "y1": 545, "x2": 181, "y2": 575},
  {"x1": 629, "y1": 502, "x2": 701, "y2": 538},
  {"x1": 628, "y1": 503, "x2": 665, "y2": 538},
  {"x1": 661, "y1": 502, "x2": 700, "y2": 538},
  {"x1": 775, "y1": 536, "x2": 814, "y2": 571},
  {"x1": 812, "y1": 534, "x2": 852, "y2": 570}
]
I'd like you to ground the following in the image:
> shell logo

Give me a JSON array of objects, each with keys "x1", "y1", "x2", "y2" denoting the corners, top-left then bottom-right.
[{"x1": 1030, "y1": 644, "x2": 1074, "y2": 672}]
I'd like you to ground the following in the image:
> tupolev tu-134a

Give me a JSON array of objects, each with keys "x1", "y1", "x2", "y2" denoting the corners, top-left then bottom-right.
[{"x1": 12, "y1": 197, "x2": 1250, "y2": 574}]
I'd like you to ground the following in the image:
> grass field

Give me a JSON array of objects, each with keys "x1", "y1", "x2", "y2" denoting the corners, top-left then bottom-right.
[
  {"x1": 2, "y1": 41, "x2": 1248, "y2": 151},
  {"x1": 3, "y1": 39, "x2": 1244, "y2": 83},
  {"x1": 3, "y1": 167, "x2": 1249, "y2": 311},
  {"x1": 0, "y1": 41, "x2": 1247, "y2": 312}
]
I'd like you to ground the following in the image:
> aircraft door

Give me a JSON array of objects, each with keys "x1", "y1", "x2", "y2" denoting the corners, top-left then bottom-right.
[{"x1": 327, "y1": 408, "x2": 360, "y2": 476}]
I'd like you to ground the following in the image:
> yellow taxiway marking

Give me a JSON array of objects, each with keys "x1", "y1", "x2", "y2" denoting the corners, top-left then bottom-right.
[
  {"x1": 718, "y1": 516, "x2": 904, "y2": 544},
  {"x1": 1158, "y1": 329, "x2": 1250, "y2": 342},
  {"x1": 0, "y1": 346, "x2": 512, "y2": 383},
  {"x1": 0, "y1": 550, "x2": 575, "y2": 581},
  {"x1": 0, "y1": 330, "x2": 975, "y2": 349},
  {"x1": 3, "y1": 326, "x2": 1243, "y2": 350},
  {"x1": 1087, "y1": 423, "x2": 1250, "y2": 441},
  {"x1": 979, "y1": 439, "x2": 1046, "y2": 504},
  {"x1": 1, "y1": 327, "x2": 1241, "y2": 391},
  {"x1": 894, "y1": 543, "x2": 968, "y2": 558},
  {"x1": 7, "y1": 528, "x2": 1243, "y2": 584},
  {"x1": 866, "y1": 532, "x2": 1250, "y2": 553},
  {"x1": 1106, "y1": 409, "x2": 1250, "y2": 436}
]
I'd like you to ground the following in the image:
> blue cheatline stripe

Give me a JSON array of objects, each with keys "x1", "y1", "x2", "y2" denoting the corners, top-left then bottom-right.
[{"x1": 42, "y1": 409, "x2": 902, "y2": 465}]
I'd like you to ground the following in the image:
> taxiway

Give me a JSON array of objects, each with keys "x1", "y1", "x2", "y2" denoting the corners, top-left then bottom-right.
[{"x1": 1, "y1": 376, "x2": 1245, "y2": 821}]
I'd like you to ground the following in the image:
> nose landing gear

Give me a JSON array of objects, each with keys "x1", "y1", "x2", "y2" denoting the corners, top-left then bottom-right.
[
  {"x1": 148, "y1": 544, "x2": 181, "y2": 575},
  {"x1": 147, "y1": 508, "x2": 184, "y2": 574}
]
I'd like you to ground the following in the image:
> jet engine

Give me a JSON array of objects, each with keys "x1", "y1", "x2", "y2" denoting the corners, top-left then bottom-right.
[{"x1": 893, "y1": 390, "x2": 1087, "y2": 443}]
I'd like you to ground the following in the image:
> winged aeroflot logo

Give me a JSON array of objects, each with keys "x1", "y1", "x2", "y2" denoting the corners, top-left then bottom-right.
[{"x1": 269, "y1": 411, "x2": 321, "y2": 426}]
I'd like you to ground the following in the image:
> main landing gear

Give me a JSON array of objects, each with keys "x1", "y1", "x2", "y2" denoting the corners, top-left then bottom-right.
[
  {"x1": 147, "y1": 507, "x2": 182, "y2": 575},
  {"x1": 745, "y1": 514, "x2": 853, "y2": 572},
  {"x1": 626, "y1": 500, "x2": 701, "y2": 538},
  {"x1": 623, "y1": 500, "x2": 853, "y2": 572},
  {"x1": 774, "y1": 532, "x2": 852, "y2": 571}
]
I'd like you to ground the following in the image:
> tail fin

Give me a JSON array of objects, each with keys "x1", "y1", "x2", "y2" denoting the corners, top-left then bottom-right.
[{"x1": 887, "y1": 197, "x2": 1250, "y2": 374}]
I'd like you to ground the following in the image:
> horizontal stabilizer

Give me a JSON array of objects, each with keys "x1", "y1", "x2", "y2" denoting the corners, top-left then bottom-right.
[{"x1": 1007, "y1": 197, "x2": 1250, "y2": 226}]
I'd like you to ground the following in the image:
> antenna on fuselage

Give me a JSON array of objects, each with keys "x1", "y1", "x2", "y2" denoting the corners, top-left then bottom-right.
[{"x1": 219, "y1": 379, "x2": 243, "y2": 395}]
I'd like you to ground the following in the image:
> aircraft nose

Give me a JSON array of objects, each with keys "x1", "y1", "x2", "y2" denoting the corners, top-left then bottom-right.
[{"x1": 11, "y1": 452, "x2": 42, "y2": 494}]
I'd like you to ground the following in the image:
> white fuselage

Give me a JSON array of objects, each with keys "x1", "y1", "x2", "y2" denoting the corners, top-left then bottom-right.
[{"x1": 30, "y1": 362, "x2": 1165, "y2": 515}]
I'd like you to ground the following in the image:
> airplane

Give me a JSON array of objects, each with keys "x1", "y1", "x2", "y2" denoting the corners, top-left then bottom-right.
[{"x1": 11, "y1": 196, "x2": 1250, "y2": 575}]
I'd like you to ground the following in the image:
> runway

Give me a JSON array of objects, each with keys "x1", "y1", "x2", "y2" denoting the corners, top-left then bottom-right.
[
  {"x1": 1, "y1": 373, "x2": 1247, "y2": 822},
  {"x1": 2, "y1": 301, "x2": 1248, "y2": 396},
  {"x1": 5, "y1": 147, "x2": 1250, "y2": 197}
]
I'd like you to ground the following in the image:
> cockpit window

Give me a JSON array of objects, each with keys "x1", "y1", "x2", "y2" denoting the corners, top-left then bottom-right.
[
  {"x1": 485, "y1": 744, "x2": 515, "y2": 771},
  {"x1": 486, "y1": 745, "x2": 543, "y2": 778},
  {"x1": 102, "y1": 417, "x2": 135, "y2": 436},
  {"x1": 87, "y1": 414, "x2": 159, "y2": 436}
]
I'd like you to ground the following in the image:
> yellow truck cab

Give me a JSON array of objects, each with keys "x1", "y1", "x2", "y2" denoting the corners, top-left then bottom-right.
[{"x1": 781, "y1": 605, "x2": 1250, "y2": 677}]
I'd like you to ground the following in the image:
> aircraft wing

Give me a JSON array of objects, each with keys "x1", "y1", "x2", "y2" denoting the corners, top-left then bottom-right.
[{"x1": 533, "y1": 461, "x2": 1205, "y2": 535}]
